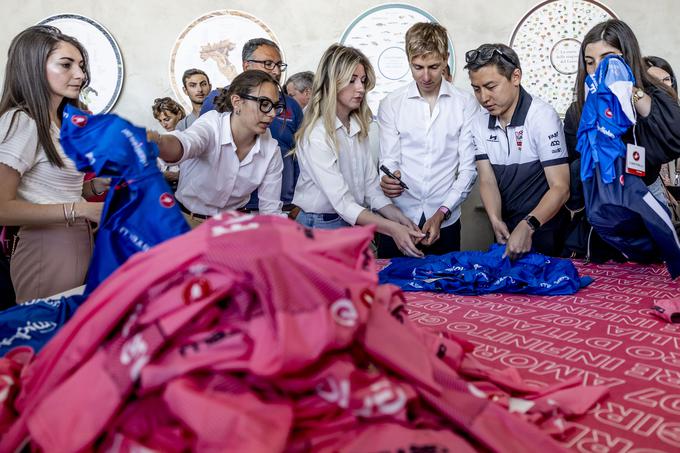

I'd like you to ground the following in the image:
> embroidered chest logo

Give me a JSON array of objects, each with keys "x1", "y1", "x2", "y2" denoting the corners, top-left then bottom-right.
[{"x1": 515, "y1": 129, "x2": 524, "y2": 151}]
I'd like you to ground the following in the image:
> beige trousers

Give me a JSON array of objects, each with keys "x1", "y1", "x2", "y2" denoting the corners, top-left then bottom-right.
[
  {"x1": 182, "y1": 212, "x2": 207, "y2": 229},
  {"x1": 10, "y1": 220, "x2": 93, "y2": 303}
]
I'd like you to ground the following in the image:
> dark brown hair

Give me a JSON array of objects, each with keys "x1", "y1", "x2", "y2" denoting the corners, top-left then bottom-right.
[
  {"x1": 573, "y1": 20, "x2": 674, "y2": 117},
  {"x1": 181, "y1": 68, "x2": 210, "y2": 88},
  {"x1": 644, "y1": 56, "x2": 677, "y2": 98},
  {"x1": 214, "y1": 70, "x2": 281, "y2": 113},
  {"x1": 0, "y1": 25, "x2": 90, "y2": 167}
]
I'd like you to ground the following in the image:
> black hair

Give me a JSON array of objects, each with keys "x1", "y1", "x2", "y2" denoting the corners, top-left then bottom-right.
[
  {"x1": 573, "y1": 20, "x2": 675, "y2": 117},
  {"x1": 464, "y1": 43, "x2": 520, "y2": 80}
]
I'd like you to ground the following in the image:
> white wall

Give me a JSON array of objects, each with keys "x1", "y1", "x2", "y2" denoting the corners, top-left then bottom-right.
[
  {"x1": 1, "y1": 0, "x2": 678, "y2": 249},
  {"x1": 3, "y1": 0, "x2": 678, "y2": 127}
]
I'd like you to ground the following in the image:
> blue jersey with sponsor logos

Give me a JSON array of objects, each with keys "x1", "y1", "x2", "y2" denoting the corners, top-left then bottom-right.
[
  {"x1": 60, "y1": 105, "x2": 190, "y2": 293},
  {"x1": 0, "y1": 294, "x2": 84, "y2": 355},
  {"x1": 379, "y1": 244, "x2": 591, "y2": 295},
  {"x1": 575, "y1": 56, "x2": 680, "y2": 278},
  {"x1": 576, "y1": 55, "x2": 636, "y2": 183}
]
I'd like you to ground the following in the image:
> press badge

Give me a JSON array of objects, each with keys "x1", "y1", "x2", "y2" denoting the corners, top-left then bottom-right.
[{"x1": 626, "y1": 144, "x2": 645, "y2": 176}]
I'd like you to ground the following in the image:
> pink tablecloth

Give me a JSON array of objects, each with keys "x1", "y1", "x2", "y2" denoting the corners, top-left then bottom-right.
[{"x1": 379, "y1": 259, "x2": 680, "y2": 452}]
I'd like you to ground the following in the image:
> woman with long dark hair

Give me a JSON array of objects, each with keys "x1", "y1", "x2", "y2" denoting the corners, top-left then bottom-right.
[
  {"x1": 0, "y1": 26, "x2": 104, "y2": 302},
  {"x1": 562, "y1": 20, "x2": 680, "y2": 262},
  {"x1": 564, "y1": 19, "x2": 680, "y2": 201},
  {"x1": 644, "y1": 56, "x2": 678, "y2": 96}
]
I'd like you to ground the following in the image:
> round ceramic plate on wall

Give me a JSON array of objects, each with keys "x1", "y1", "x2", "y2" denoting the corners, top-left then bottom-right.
[
  {"x1": 39, "y1": 14, "x2": 124, "y2": 114},
  {"x1": 510, "y1": 0, "x2": 617, "y2": 116},
  {"x1": 170, "y1": 10, "x2": 283, "y2": 110},
  {"x1": 340, "y1": 3, "x2": 454, "y2": 116}
]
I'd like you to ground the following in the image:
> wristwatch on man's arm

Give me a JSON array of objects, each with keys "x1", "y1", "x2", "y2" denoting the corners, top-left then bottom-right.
[{"x1": 523, "y1": 214, "x2": 541, "y2": 232}]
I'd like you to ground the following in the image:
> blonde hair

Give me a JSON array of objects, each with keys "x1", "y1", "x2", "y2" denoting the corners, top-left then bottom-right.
[
  {"x1": 405, "y1": 22, "x2": 449, "y2": 61},
  {"x1": 295, "y1": 44, "x2": 375, "y2": 154}
]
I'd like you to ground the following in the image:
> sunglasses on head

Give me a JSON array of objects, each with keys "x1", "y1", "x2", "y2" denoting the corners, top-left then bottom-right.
[{"x1": 465, "y1": 47, "x2": 518, "y2": 68}]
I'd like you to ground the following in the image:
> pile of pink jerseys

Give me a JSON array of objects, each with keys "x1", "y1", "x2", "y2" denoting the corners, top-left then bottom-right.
[{"x1": 0, "y1": 213, "x2": 608, "y2": 452}]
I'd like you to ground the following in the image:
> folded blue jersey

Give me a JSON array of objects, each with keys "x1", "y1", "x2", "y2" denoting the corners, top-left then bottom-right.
[
  {"x1": 0, "y1": 294, "x2": 84, "y2": 356},
  {"x1": 60, "y1": 105, "x2": 190, "y2": 293},
  {"x1": 379, "y1": 244, "x2": 592, "y2": 295}
]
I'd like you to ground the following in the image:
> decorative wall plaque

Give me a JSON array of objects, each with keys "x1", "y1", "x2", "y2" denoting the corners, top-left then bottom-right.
[
  {"x1": 510, "y1": 0, "x2": 617, "y2": 116},
  {"x1": 169, "y1": 10, "x2": 283, "y2": 110}
]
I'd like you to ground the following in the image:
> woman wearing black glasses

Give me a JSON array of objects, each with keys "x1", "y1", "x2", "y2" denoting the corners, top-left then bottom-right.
[{"x1": 150, "y1": 70, "x2": 285, "y2": 227}]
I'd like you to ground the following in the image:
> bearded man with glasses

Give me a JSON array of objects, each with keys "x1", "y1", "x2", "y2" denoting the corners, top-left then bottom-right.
[
  {"x1": 465, "y1": 43, "x2": 570, "y2": 260},
  {"x1": 201, "y1": 38, "x2": 304, "y2": 213}
]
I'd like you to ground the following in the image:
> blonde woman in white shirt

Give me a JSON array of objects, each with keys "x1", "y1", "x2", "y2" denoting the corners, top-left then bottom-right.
[
  {"x1": 0, "y1": 26, "x2": 104, "y2": 302},
  {"x1": 293, "y1": 44, "x2": 424, "y2": 257},
  {"x1": 150, "y1": 70, "x2": 284, "y2": 228}
]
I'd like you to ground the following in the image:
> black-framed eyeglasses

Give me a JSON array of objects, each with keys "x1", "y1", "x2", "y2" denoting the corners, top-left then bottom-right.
[
  {"x1": 238, "y1": 93, "x2": 286, "y2": 115},
  {"x1": 465, "y1": 47, "x2": 518, "y2": 68},
  {"x1": 246, "y1": 59, "x2": 288, "y2": 71}
]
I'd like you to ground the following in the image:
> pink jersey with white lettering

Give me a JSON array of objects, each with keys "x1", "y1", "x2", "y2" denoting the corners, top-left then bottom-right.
[{"x1": 1, "y1": 213, "x2": 605, "y2": 452}]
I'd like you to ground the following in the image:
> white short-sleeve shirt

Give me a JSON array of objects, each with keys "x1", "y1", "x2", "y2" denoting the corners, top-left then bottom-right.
[{"x1": 0, "y1": 109, "x2": 83, "y2": 204}]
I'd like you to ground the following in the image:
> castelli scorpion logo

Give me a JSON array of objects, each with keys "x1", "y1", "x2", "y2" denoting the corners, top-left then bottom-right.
[{"x1": 71, "y1": 115, "x2": 88, "y2": 127}]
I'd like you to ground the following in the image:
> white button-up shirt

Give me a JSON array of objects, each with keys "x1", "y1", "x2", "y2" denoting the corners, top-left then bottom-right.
[
  {"x1": 170, "y1": 111, "x2": 283, "y2": 216},
  {"x1": 293, "y1": 116, "x2": 392, "y2": 225},
  {"x1": 378, "y1": 80, "x2": 478, "y2": 227}
]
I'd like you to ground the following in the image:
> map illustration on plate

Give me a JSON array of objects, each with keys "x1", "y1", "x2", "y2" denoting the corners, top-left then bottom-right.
[
  {"x1": 169, "y1": 10, "x2": 283, "y2": 110},
  {"x1": 340, "y1": 3, "x2": 454, "y2": 116},
  {"x1": 510, "y1": 0, "x2": 617, "y2": 116},
  {"x1": 39, "y1": 14, "x2": 124, "y2": 114}
]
